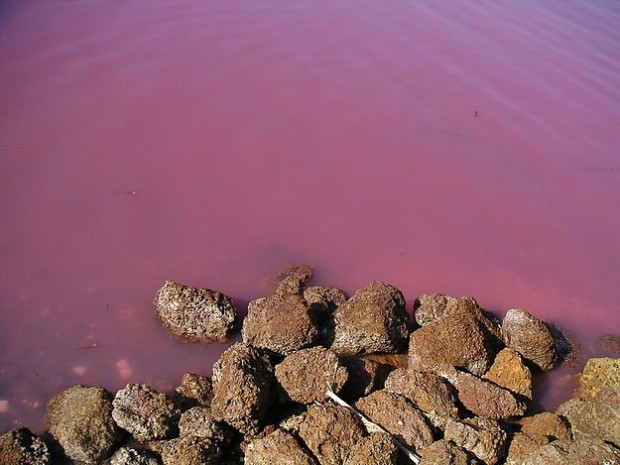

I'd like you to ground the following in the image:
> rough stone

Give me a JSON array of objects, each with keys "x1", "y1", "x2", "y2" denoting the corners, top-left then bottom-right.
[
  {"x1": 297, "y1": 404, "x2": 365, "y2": 465},
  {"x1": 110, "y1": 447, "x2": 162, "y2": 465},
  {"x1": 0, "y1": 427, "x2": 51, "y2": 465},
  {"x1": 521, "y1": 438, "x2": 620, "y2": 464},
  {"x1": 444, "y1": 417, "x2": 508, "y2": 465},
  {"x1": 598, "y1": 334, "x2": 620, "y2": 355},
  {"x1": 345, "y1": 432, "x2": 401, "y2": 465},
  {"x1": 501, "y1": 309, "x2": 557, "y2": 371},
  {"x1": 211, "y1": 343, "x2": 275, "y2": 435},
  {"x1": 483, "y1": 348, "x2": 533, "y2": 399},
  {"x1": 419, "y1": 439, "x2": 484, "y2": 465},
  {"x1": 329, "y1": 281, "x2": 409, "y2": 355},
  {"x1": 576, "y1": 357, "x2": 620, "y2": 398},
  {"x1": 178, "y1": 407, "x2": 233, "y2": 447},
  {"x1": 303, "y1": 285, "x2": 348, "y2": 341},
  {"x1": 244, "y1": 429, "x2": 318, "y2": 465},
  {"x1": 517, "y1": 412, "x2": 570, "y2": 441},
  {"x1": 112, "y1": 383, "x2": 180, "y2": 442},
  {"x1": 150, "y1": 435, "x2": 221, "y2": 465},
  {"x1": 562, "y1": 386, "x2": 620, "y2": 447},
  {"x1": 275, "y1": 346, "x2": 348, "y2": 404},
  {"x1": 242, "y1": 294, "x2": 319, "y2": 355},
  {"x1": 271, "y1": 264, "x2": 313, "y2": 296},
  {"x1": 340, "y1": 356, "x2": 383, "y2": 401},
  {"x1": 174, "y1": 373, "x2": 213, "y2": 410},
  {"x1": 413, "y1": 293, "x2": 454, "y2": 326},
  {"x1": 153, "y1": 281, "x2": 238, "y2": 342},
  {"x1": 504, "y1": 432, "x2": 549, "y2": 465},
  {"x1": 45, "y1": 385, "x2": 119, "y2": 463},
  {"x1": 354, "y1": 389, "x2": 435, "y2": 451},
  {"x1": 384, "y1": 368, "x2": 459, "y2": 428}
]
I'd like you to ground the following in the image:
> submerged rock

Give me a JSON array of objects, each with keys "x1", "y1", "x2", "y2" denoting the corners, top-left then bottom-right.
[
  {"x1": 153, "y1": 281, "x2": 238, "y2": 343},
  {"x1": 501, "y1": 309, "x2": 557, "y2": 371},
  {"x1": 45, "y1": 385, "x2": 119, "y2": 463},
  {"x1": 0, "y1": 427, "x2": 51, "y2": 465}
]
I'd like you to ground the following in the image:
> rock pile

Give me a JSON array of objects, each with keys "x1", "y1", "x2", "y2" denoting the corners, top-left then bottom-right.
[{"x1": 1, "y1": 265, "x2": 619, "y2": 464}]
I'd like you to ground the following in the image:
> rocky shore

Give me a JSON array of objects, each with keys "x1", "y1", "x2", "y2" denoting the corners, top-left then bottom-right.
[{"x1": 1, "y1": 265, "x2": 619, "y2": 464}]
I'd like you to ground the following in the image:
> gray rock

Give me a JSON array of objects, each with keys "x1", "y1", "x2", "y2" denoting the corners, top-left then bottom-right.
[
  {"x1": 419, "y1": 439, "x2": 484, "y2": 465},
  {"x1": 275, "y1": 346, "x2": 348, "y2": 404},
  {"x1": 45, "y1": 385, "x2": 119, "y2": 463},
  {"x1": 521, "y1": 438, "x2": 620, "y2": 464},
  {"x1": 211, "y1": 343, "x2": 276, "y2": 435},
  {"x1": 345, "y1": 432, "x2": 402, "y2": 465},
  {"x1": 444, "y1": 417, "x2": 508, "y2": 465},
  {"x1": 112, "y1": 384, "x2": 180, "y2": 442},
  {"x1": 501, "y1": 309, "x2": 557, "y2": 371},
  {"x1": 330, "y1": 281, "x2": 409, "y2": 355},
  {"x1": 110, "y1": 447, "x2": 162, "y2": 465},
  {"x1": 244, "y1": 429, "x2": 318, "y2": 465},
  {"x1": 153, "y1": 281, "x2": 238, "y2": 342},
  {"x1": 0, "y1": 427, "x2": 51, "y2": 465}
]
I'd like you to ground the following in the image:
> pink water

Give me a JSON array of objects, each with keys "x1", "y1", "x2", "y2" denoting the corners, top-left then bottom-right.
[{"x1": 1, "y1": 0, "x2": 619, "y2": 434}]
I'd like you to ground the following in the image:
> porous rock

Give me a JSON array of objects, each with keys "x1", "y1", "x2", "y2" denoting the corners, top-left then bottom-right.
[
  {"x1": 242, "y1": 294, "x2": 319, "y2": 355},
  {"x1": 153, "y1": 281, "x2": 238, "y2": 342},
  {"x1": 413, "y1": 293, "x2": 454, "y2": 326},
  {"x1": 444, "y1": 417, "x2": 508, "y2": 465},
  {"x1": 271, "y1": 264, "x2": 313, "y2": 296},
  {"x1": 576, "y1": 357, "x2": 620, "y2": 398},
  {"x1": 340, "y1": 356, "x2": 383, "y2": 401},
  {"x1": 211, "y1": 343, "x2": 275, "y2": 435},
  {"x1": 174, "y1": 372, "x2": 213, "y2": 409},
  {"x1": 483, "y1": 348, "x2": 532, "y2": 399},
  {"x1": 504, "y1": 432, "x2": 549, "y2": 465},
  {"x1": 561, "y1": 386, "x2": 620, "y2": 446},
  {"x1": 0, "y1": 427, "x2": 51, "y2": 465},
  {"x1": 45, "y1": 385, "x2": 119, "y2": 463},
  {"x1": 303, "y1": 285, "x2": 347, "y2": 314},
  {"x1": 517, "y1": 412, "x2": 570, "y2": 441},
  {"x1": 409, "y1": 297, "x2": 501, "y2": 377},
  {"x1": 419, "y1": 439, "x2": 483, "y2": 465},
  {"x1": 501, "y1": 309, "x2": 557, "y2": 371},
  {"x1": 354, "y1": 389, "x2": 435, "y2": 451},
  {"x1": 521, "y1": 437, "x2": 620, "y2": 464},
  {"x1": 275, "y1": 346, "x2": 348, "y2": 404},
  {"x1": 178, "y1": 407, "x2": 233, "y2": 447},
  {"x1": 345, "y1": 432, "x2": 401, "y2": 465},
  {"x1": 297, "y1": 404, "x2": 365, "y2": 465},
  {"x1": 112, "y1": 383, "x2": 180, "y2": 442},
  {"x1": 110, "y1": 447, "x2": 162, "y2": 465},
  {"x1": 330, "y1": 281, "x2": 409, "y2": 355},
  {"x1": 149, "y1": 435, "x2": 221, "y2": 465},
  {"x1": 244, "y1": 429, "x2": 318, "y2": 465},
  {"x1": 453, "y1": 371, "x2": 527, "y2": 420}
]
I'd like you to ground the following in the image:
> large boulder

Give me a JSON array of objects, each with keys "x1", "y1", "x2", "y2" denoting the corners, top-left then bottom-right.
[
  {"x1": 211, "y1": 343, "x2": 276, "y2": 435},
  {"x1": 501, "y1": 309, "x2": 557, "y2": 371},
  {"x1": 112, "y1": 384, "x2": 180, "y2": 442},
  {"x1": 45, "y1": 385, "x2": 120, "y2": 463},
  {"x1": 329, "y1": 281, "x2": 409, "y2": 355},
  {"x1": 153, "y1": 281, "x2": 238, "y2": 342},
  {"x1": 244, "y1": 429, "x2": 318, "y2": 465},
  {"x1": 0, "y1": 427, "x2": 51, "y2": 465}
]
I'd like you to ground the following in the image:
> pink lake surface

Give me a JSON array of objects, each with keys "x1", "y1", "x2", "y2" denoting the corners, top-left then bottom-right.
[{"x1": 1, "y1": 0, "x2": 619, "y2": 433}]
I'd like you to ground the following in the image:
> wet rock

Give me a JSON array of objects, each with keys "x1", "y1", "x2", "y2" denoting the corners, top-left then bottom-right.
[
  {"x1": 453, "y1": 371, "x2": 527, "y2": 420},
  {"x1": 501, "y1": 309, "x2": 557, "y2": 371},
  {"x1": 0, "y1": 427, "x2": 51, "y2": 465},
  {"x1": 330, "y1": 281, "x2": 409, "y2": 355},
  {"x1": 242, "y1": 294, "x2": 319, "y2": 355},
  {"x1": 297, "y1": 403, "x2": 365, "y2": 465},
  {"x1": 521, "y1": 437, "x2": 620, "y2": 464},
  {"x1": 45, "y1": 385, "x2": 119, "y2": 463},
  {"x1": 384, "y1": 368, "x2": 459, "y2": 428},
  {"x1": 150, "y1": 435, "x2": 221, "y2": 465},
  {"x1": 174, "y1": 373, "x2": 213, "y2": 409},
  {"x1": 275, "y1": 346, "x2": 348, "y2": 404},
  {"x1": 340, "y1": 356, "x2": 383, "y2": 401},
  {"x1": 112, "y1": 383, "x2": 180, "y2": 442},
  {"x1": 444, "y1": 417, "x2": 508, "y2": 465},
  {"x1": 110, "y1": 447, "x2": 162, "y2": 465},
  {"x1": 483, "y1": 348, "x2": 533, "y2": 399},
  {"x1": 153, "y1": 281, "x2": 238, "y2": 343},
  {"x1": 517, "y1": 412, "x2": 570, "y2": 440},
  {"x1": 419, "y1": 439, "x2": 484, "y2": 465},
  {"x1": 244, "y1": 429, "x2": 318, "y2": 465},
  {"x1": 355, "y1": 389, "x2": 435, "y2": 451},
  {"x1": 576, "y1": 357, "x2": 620, "y2": 398},
  {"x1": 413, "y1": 293, "x2": 454, "y2": 326},
  {"x1": 178, "y1": 407, "x2": 233, "y2": 447},
  {"x1": 211, "y1": 343, "x2": 276, "y2": 435},
  {"x1": 345, "y1": 432, "x2": 401, "y2": 465}
]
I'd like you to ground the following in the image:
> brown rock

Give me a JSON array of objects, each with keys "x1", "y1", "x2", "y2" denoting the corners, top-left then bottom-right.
[
  {"x1": 174, "y1": 373, "x2": 213, "y2": 410},
  {"x1": 483, "y1": 348, "x2": 533, "y2": 399},
  {"x1": 419, "y1": 439, "x2": 484, "y2": 465},
  {"x1": 517, "y1": 412, "x2": 570, "y2": 441},
  {"x1": 339, "y1": 356, "x2": 383, "y2": 401},
  {"x1": 46, "y1": 385, "x2": 120, "y2": 463},
  {"x1": 275, "y1": 346, "x2": 348, "y2": 404},
  {"x1": 303, "y1": 285, "x2": 347, "y2": 314},
  {"x1": 112, "y1": 384, "x2": 180, "y2": 443},
  {"x1": 153, "y1": 281, "x2": 238, "y2": 343},
  {"x1": 271, "y1": 264, "x2": 313, "y2": 296},
  {"x1": 211, "y1": 343, "x2": 276, "y2": 435},
  {"x1": 501, "y1": 309, "x2": 557, "y2": 371},
  {"x1": 598, "y1": 334, "x2": 620, "y2": 355},
  {"x1": 413, "y1": 293, "x2": 454, "y2": 326},
  {"x1": 384, "y1": 368, "x2": 459, "y2": 428},
  {"x1": 110, "y1": 447, "x2": 162, "y2": 465},
  {"x1": 297, "y1": 404, "x2": 365, "y2": 465},
  {"x1": 244, "y1": 429, "x2": 318, "y2": 465},
  {"x1": 453, "y1": 371, "x2": 527, "y2": 420},
  {"x1": 354, "y1": 389, "x2": 435, "y2": 451},
  {"x1": 178, "y1": 407, "x2": 233, "y2": 447},
  {"x1": 562, "y1": 387, "x2": 620, "y2": 447},
  {"x1": 345, "y1": 432, "x2": 401, "y2": 465},
  {"x1": 576, "y1": 357, "x2": 620, "y2": 398},
  {"x1": 521, "y1": 438, "x2": 620, "y2": 464},
  {"x1": 150, "y1": 435, "x2": 221, "y2": 465},
  {"x1": 242, "y1": 294, "x2": 319, "y2": 355},
  {"x1": 444, "y1": 417, "x2": 508, "y2": 465},
  {"x1": 329, "y1": 281, "x2": 409, "y2": 355},
  {"x1": 504, "y1": 432, "x2": 549, "y2": 465},
  {"x1": 0, "y1": 427, "x2": 51, "y2": 465}
]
